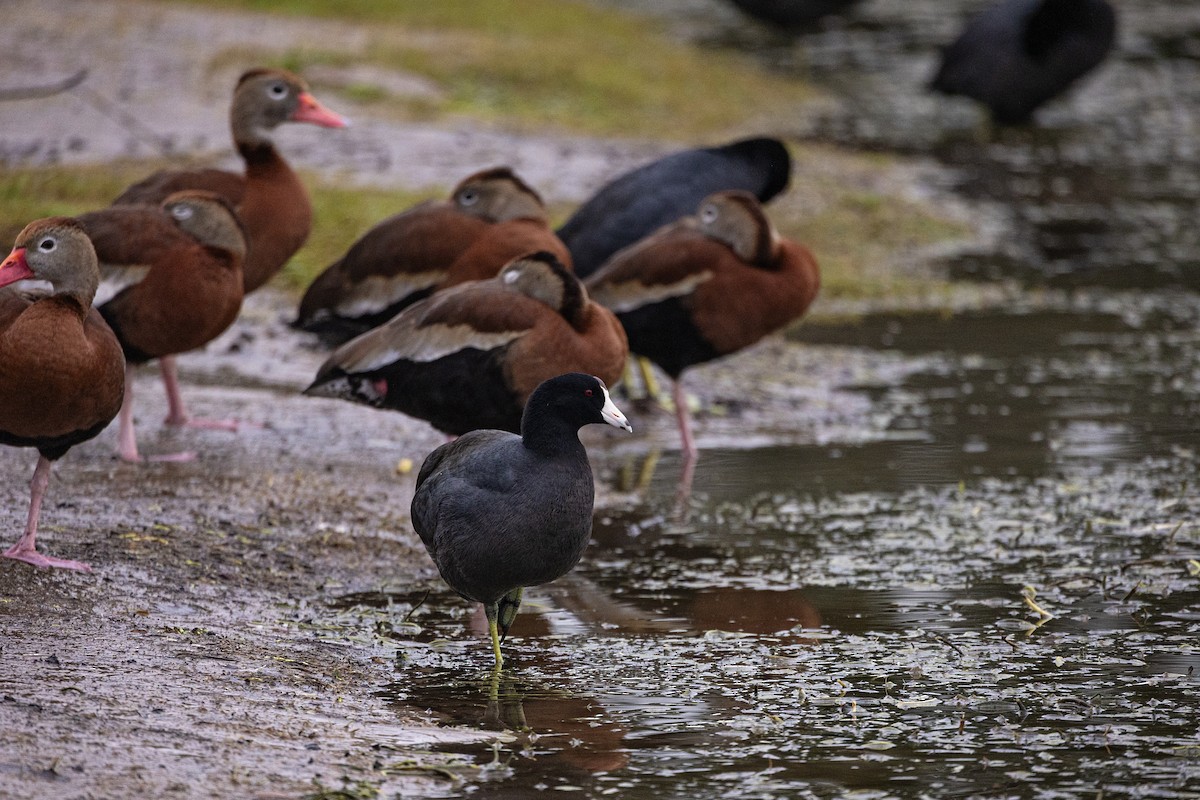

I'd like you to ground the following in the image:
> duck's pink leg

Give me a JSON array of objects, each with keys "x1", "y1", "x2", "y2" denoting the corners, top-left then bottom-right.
[
  {"x1": 117, "y1": 364, "x2": 142, "y2": 462},
  {"x1": 120, "y1": 363, "x2": 195, "y2": 463},
  {"x1": 160, "y1": 355, "x2": 251, "y2": 431},
  {"x1": 2, "y1": 456, "x2": 92, "y2": 573}
]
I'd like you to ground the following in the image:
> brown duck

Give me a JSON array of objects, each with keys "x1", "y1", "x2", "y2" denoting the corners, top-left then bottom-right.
[
  {"x1": 0, "y1": 219, "x2": 125, "y2": 572},
  {"x1": 305, "y1": 251, "x2": 627, "y2": 436},
  {"x1": 113, "y1": 67, "x2": 346, "y2": 293},
  {"x1": 295, "y1": 167, "x2": 573, "y2": 345},
  {"x1": 77, "y1": 191, "x2": 247, "y2": 462},
  {"x1": 586, "y1": 191, "x2": 820, "y2": 459}
]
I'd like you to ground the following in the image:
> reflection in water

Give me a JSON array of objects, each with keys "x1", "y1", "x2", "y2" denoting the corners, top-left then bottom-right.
[
  {"x1": 380, "y1": 667, "x2": 630, "y2": 780},
  {"x1": 359, "y1": 550, "x2": 1200, "y2": 797}
]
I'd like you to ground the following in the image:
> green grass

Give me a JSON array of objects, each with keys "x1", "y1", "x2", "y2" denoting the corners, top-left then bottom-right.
[
  {"x1": 0, "y1": 164, "x2": 436, "y2": 293},
  {"x1": 166, "y1": 0, "x2": 817, "y2": 139},
  {"x1": 0, "y1": 166, "x2": 137, "y2": 242},
  {"x1": 0, "y1": 155, "x2": 967, "y2": 304},
  {"x1": 790, "y1": 191, "x2": 968, "y2": 302}
]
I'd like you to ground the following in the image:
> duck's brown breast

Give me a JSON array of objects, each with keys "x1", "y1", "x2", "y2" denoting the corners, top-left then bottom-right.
[{"x1": 0, "y1": 293, "x2": 124, "y2": 444}]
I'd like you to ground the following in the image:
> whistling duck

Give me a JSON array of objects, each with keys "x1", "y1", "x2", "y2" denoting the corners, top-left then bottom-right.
[
  {"x1": 113, "y1": 67, "x2": 346, "y2": 292},
  {"x1": 585, "y1": 191, "x2": 820, "y2": 459},
  {"x1": 305, "y1": 252, "x2": 627, "y2": 436},
  {"x1": 557, "y1": 137, "x2": 792, "y2": 279},
  {"x1": 930, "y1": 0, "x2": 1117, "y2": 124},
  {"x1": 0, "y1": 219, "x2": 125, "y2": 572},
  {"x1": 411, "y1": 373, "x2": 631, "y2": 668},
  {"x1": 77, "y1": 191, "x2": 246, "y2": 462},
  {"x1": 295, "y1": 167, "x2": 572, "y2": 346},
  {"x1": 723, "y1": 0, "x2": 863, "y2": 29}
]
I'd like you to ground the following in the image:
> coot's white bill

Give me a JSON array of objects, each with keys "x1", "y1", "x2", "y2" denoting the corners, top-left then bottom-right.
[{"x1": 600, "y1": 385, "x2": 632, "y2": 432}]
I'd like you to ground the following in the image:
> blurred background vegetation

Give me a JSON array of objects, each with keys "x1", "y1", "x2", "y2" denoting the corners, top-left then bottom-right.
[{"x1": 1, "y1": 0, "x2": 969, "y2": 304}]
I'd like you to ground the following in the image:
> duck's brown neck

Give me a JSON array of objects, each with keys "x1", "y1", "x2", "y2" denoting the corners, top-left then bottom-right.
[
  {"x1": 43, "y1": 292, "x2": 92, "y2": 322},
  {"x1": 236, "y1": 141, "x2": 313, "y2": 292}
]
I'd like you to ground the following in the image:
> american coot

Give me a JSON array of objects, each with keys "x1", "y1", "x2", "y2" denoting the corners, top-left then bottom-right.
[
  {"x1": 724, "y1": 0, "x2": 863, "y2": 29},
  {"x1": 295, "y1": 167, "x2": 572, "y2": 346},
  {"x1": 411, "y1": 373, "x2": 632, "y2": 668},
  {"x1": 305, "y1": 252, "x2": 628, "y2": 436},
  {"x1": 77, "y1": 191, "x2": 246, "y2": 462},
  {"x1": 557, "y1": 137, "x2": 792, "y2": 280},
  {"x1": 586, "y1": 191, "x2": 820, "y2": 459},
  {"x1": 112, "y1": 68, "x2": 346, "y2": 293},
  {"x1": 930, "y1": 0, "x2": 1117, "y2": 125},
  {"x1": 0, "y1": 219, "x2": 125, "y2": 572}
]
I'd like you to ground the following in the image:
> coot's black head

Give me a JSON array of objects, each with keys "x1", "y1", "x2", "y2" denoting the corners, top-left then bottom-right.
[{"x1": 521, "y1": 373, "x2": 632, "y2": 442}]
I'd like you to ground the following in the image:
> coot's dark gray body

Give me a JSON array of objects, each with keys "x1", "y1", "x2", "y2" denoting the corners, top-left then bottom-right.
[
  {"x1": 556, "y1": 137, "x2": 791, "y2": 279},
  {"x1": 412, "y1": 429, "x2": 595, "y2": 607},
  {"x1": 409, "y1": 372, "x2": 631, "y2": 667},
  {"x1": 930, "y1": 0, "x2": 1117, "y2": 124}
]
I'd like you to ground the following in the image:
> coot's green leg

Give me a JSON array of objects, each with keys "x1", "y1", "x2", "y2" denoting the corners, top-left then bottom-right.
[{"x1": 484, "y1": 601, "x2": 504, "y2": 670}]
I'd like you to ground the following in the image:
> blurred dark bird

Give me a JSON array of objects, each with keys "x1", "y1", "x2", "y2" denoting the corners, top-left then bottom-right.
[
  {"x1": 305, "y1": 252, "x2": 627, "y2": 437},
  {"x1": 0, "y1": 218, "x2": 125, "y2": 572},
  {"x1": 586, "y1": 191, "x2": 819, "y2": 459},
  {"x1": 112, "y1": 67, "x2": 346, "y2": 292},
  {"x1": 295, "y1": 168, "x2": 572, "y2": 346},
  {"x1": 77, "y1": 191, "x2": 246, "y2": 462},
  {"x1": 723, "y1": 0, "x2": 863, "y2": 29},
  {"x1": 410, "y1": 372, "x2": 631, "y2": 668},
  {"x1": 930, "y1": 0, "x2": 1117, "y2": 124},
  {"x1": 556, "y1": 137, "x2": 791, "y2": 279}
]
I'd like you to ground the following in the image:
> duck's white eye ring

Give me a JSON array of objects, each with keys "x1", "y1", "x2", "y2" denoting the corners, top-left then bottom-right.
[
  {"x1": 502, "y1": 269, "x2": 519, "y2": 284},
  {"x1": 700, "y1": 205, "x2": 719, "y2": 224},
  {"x1": 170, "y1": 205, "x2": 195, "y2": 221},
  {"x1": 458, "y1": 189, "x2": 479, "y2": 206},
  {"x1": 37, "y1": 237, "x2": 56, "y2": 253},
  {"x1": 267, "y1": 82, "x2": 288, "y2": 100}
]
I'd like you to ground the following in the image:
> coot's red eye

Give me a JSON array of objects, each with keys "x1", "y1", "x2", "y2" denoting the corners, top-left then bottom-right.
[{"x1": 584, "y1": 389, "x2": 593, "y2": 397}]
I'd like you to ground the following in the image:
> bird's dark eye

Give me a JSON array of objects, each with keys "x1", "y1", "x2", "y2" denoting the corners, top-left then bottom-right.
[
  {"x1": 37, "y1": 237, "x2": 56, "y2": 253},
  {"x1": 584, "y1": 389, "x2": 593, "y2": 397},
  {"x1": 700, "y1": 205, "x2": 719, "y2": 224},
  {"x1": 268, "y1": 82, "x2": 288, "y2": 100},
  {"x1": 459, "y1": 189, "x2": 479, "y2": 206}
]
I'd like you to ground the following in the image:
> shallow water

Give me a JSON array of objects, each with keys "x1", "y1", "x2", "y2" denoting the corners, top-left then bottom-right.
[
  {"x1": 328, "y1": 2, "x2": 1200, "y2": 796},
  {"x1": 328, "y1": 289, "x2": 1199, "y2": 799}
]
